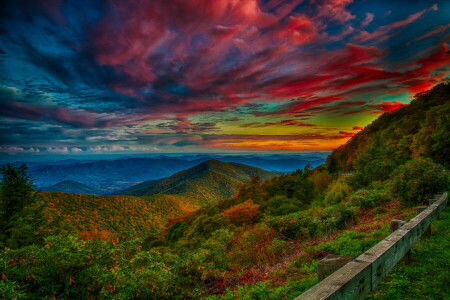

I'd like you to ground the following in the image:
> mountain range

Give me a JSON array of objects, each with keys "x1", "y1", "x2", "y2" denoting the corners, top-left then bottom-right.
[{"x1": 12, "y1": 153, "x2": 326, "y2": 193}]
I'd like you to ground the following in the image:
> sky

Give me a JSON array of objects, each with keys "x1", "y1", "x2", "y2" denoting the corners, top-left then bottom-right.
[{"x1": 0, "y1": 0, "x2": 449, "y2": 159}]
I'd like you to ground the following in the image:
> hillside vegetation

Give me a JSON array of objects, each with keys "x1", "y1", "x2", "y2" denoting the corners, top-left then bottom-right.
[
  {"x1": 1, "y1": 83, "x2": 449, "y2": 299},
  {"x1": 39, "y1": 193, "x2": 198, "y2": 239},
  {"x1": 115, "y1": 160, "x2": 277, "y2": 204},
  {"x1": 327, "y1": 82, "x2": 449, "y2": 175}
]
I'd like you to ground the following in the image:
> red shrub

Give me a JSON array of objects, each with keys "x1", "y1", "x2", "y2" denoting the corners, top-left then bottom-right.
[{"x1": 223, "y1": 200, "x2": 261, "y2": 225}]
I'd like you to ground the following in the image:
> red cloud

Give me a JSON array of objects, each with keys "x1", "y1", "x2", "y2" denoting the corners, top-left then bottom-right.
[
  {"x1": 87, "y1": 1, "x2": 450, "y2": 123},
  {"x1": 414, "y1": 43, "x2": 450, "y2": 75},
  {"x1": 338, "y1": 131, "x2": 356, "y2": 138},
  {"x1": 316, "y1": 0, "x2": 355, "y2": 23},
  {"x1": 352, "y1": 126, "x2": 364, "y2": 130},
  {"x1": 377, "y1": 101, "x2": 407, "y2": 113},
  {"x1": 400, "y1": 44, "x2": 450, "y2": 94},
  {"x1": 276, "y1": 15, "x2": 317, "y2": 44}
]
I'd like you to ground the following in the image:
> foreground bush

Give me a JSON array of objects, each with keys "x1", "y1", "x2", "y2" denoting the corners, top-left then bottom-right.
[
  {"x1": 323, "y1": 178, "x2": 350, "y2": 206},
  {"x1": 223, "y1": 200, "x2": 260, "y2": 225},
  {"x1": 0, "y1": 235, "x2": 207, "y2": 299},
  {"x1": 228, "y1": 224, "x2": 285, "y2": 269},
  {"x1": 391, "y1": 157, "x2": 449, "y2": 206},
  {"x1": 349, "y1": 186, "x2": 390, "y2": 209}
]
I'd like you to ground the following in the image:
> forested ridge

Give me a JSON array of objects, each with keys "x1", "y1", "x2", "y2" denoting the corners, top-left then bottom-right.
[
  {"x1": 327, "y1": 82, "x2": 449, "y2": 173},
  {"x1": 0, "y1": 83, "x2": 449, "y2": 299},
  {"x1": 114, "y1": 160, "x2": 277, "y2": 203}
]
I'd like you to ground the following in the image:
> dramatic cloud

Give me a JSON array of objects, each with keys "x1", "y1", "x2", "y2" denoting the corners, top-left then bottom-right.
[
  {"x1": 353, "y1": 4, "x2": 438, "y2": 43},
  {"x1": 375, "y1": 101, "x2": 407, "y2": 113},
  {"x1": 1, "y1": 0, "x2": 449, "y2": 156}
]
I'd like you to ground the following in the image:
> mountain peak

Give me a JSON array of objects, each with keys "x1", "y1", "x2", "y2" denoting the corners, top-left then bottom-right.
[
  {"x1": 197, "y1": 159, "x2": 227, "y2": 168},
  {"x1": 115, "y1": 160, "x2": 277, "y2": 203}
]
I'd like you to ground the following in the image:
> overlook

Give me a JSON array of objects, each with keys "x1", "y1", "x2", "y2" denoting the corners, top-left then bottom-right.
[
  {"x1": 1, "y1": 82, "x2": 449, "y2": 299},
  {"x1": 1, "y1": 1, "x2": 449, "y2": 299}
]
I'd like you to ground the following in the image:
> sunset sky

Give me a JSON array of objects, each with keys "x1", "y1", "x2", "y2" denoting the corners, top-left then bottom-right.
[{"x1": 1, "y1": 0, "x2": 449, "y2": 158}]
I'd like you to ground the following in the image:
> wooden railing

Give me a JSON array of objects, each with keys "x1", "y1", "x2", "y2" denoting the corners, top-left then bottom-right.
[{"x1": 295, "y1": 192, "x2": 448, "y2": 300}]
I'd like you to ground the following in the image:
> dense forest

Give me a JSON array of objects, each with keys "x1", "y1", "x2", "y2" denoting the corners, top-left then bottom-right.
[
  {"x1": 1, "y1": 82, "x2": 449, "y2": 299},
  {"x1": 327, "y1": 82, "x2": 449, "y2": 172}
]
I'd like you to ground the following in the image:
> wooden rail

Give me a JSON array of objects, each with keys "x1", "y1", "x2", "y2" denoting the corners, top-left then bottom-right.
[{"x1": 295, "y1": 192, "x2": 448, "y2": 300}]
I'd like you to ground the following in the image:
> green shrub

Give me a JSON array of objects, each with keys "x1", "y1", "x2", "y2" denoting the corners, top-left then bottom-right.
[
  {"x1": 391, "y1": 157, "x2": 449, "y2": 206},
  {"x1": 269, "y1": 211, "x2": 313, "y2": 239},
  {"x1": 188, "y1": 214, "x2": 229, "y2": 238},
  {"x1": 0, "y1": 280, "x2": 27, "y2": 299},
  {"x1": 311, "y1": 170, "x2": 333, "y2": 192},
  {"x1": 228, "y1": 224, "x2": 285, "y2": 269},
  {"x1": 261, "y1": 195, "x2": 302, "y2": 216},
  {"x1": 166, "y1": 221, "x2": 189, "y2": 243},
  {"x1": 323, "y1": 178, "x2": 350, "y2": 206},
  {"x1": 181, "y1": 229, "x2": 234, "y2": 280},
  {"x1": 349, "y1": 187, "x2": 390, "y2": 209},
  {"x1": 333, "y1": 203, "x2": 360, "y2": 229},
  {"x1": 318, "y1": 230, "x2": 385, "y2": 257}
]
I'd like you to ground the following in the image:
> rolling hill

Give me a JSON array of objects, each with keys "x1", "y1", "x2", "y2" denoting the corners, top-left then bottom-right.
[
  {"x1": 42, "y1": 180, "x2": 101, "y2": 195},
  {"x1": 115, "y1": 160, "x2": 278, "y2": 203}
]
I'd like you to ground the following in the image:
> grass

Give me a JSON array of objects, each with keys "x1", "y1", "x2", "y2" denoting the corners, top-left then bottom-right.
[{"x1": 366, "y1": 207, "x2": 450, "y2": 299}]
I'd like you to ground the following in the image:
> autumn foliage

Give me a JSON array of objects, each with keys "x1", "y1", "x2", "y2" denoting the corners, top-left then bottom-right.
[
  {"x1": 78, "y1": 227, "x2": 111, "y2": 241},
  {"x1": 223, "y1": 200, "x2": 261, "y2": 225}
]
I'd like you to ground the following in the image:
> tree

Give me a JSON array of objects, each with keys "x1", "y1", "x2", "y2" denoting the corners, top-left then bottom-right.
[
  {"x1": 391, "y1": 157, "x2": 449, "y2": 206},
  {"x1": 326, "y1": 155, "x2": 338, "y2": 174},
  {"x1": 349, "y1": 133, "x2": 400, "y2": 188},
  {"x1": 237, "y1": 176, "x2": 267, "y2": 203},
  {"x1": 0, "y1": 163, "x2": 38, "y2": 226}
]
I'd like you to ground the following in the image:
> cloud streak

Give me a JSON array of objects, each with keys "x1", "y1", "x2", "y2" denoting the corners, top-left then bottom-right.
[{"x1": 1, "y1": 0, "x2": 449, "y2": 155}]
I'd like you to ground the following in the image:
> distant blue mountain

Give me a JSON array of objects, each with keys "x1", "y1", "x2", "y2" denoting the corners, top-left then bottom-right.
[
  {"x1": 10, "y1": 154, "x2": 327, "y2": 193},
  {"x1": 43, "y1": 180, "x2": 101, "y2": 195}
]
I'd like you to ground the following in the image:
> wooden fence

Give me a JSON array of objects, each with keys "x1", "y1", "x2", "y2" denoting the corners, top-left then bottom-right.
[{"x1": 295, "y1": 192, "x2": 448, "y2": 300}]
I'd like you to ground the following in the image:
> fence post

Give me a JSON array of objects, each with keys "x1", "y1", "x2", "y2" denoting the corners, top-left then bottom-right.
[
  {"x1": 417, "y1": 206, "x2": 431, "y2": 237},
  {"x1": 429, "y1": 195, "x2": 440, "y2": 220},
  {"x1": 317, "y1": 254, "x2": 354, "y2": 281},
  {"x1": 390, "y1": 219, "x2": 411, "y2": 264}
]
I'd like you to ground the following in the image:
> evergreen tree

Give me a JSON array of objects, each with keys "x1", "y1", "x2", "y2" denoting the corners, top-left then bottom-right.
[{"x1": 0, "y1": 163, "x2": 37, "y2": 227}]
